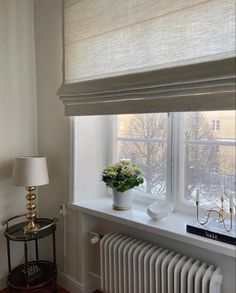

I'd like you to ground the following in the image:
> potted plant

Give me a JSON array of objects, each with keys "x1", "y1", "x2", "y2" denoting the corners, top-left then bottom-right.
[{"x1": 102, "y1": 159, "x2": 144, "y2": 210}]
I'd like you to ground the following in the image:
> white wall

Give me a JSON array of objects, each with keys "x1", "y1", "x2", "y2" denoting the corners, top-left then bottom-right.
[
  {"x1": 74, "y1": 116, "x2": 107, "y2": 202},
  {"x1": 34, "y1": 0, "x2": 70, "y2": 273},
  {"x1": 0, "y1": 0, "x2": 37, "y2": 287}
]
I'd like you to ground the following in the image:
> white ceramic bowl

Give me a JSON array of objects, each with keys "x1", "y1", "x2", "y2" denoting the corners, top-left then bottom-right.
[{"x1": 147, "y1": 200, "x2": 174, "y2": 220}]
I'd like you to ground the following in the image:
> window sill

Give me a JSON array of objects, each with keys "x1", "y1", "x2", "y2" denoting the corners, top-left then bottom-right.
[{"x1": 69, "y1": 196, "x2": 235, "y2": 258}]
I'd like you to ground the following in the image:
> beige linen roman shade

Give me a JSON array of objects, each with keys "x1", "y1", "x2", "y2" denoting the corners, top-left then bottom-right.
[{"x1": 58, "y1": 0, "x2": 236, "y2": 116}]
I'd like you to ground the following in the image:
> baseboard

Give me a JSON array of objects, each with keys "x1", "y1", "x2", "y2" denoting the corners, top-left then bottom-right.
[
  {"x1": 57, "y1": 271, "x2": 100, "y2": 293},
  {"x1": 58, "y1": 272, "x2": 83, "y2": 293},
  {"x1": 0, "y1": 274, "x2": 7, "y2": 290}
]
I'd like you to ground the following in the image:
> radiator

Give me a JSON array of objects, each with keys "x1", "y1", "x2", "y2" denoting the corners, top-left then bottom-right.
[{"x1": 100, "y1": 233, "x2": 223, "y2": 293}]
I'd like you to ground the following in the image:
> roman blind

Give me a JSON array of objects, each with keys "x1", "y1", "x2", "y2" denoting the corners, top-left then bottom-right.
[{"x1": 58, "y1": 0, "x2": 236, "y2": 116}]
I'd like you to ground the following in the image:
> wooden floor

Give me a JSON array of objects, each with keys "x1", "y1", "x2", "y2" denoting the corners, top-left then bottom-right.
[
  {"x1": 0, "y1": 287, "x2": 102, "y2": 293},
  {"x1": 0, "y1": 286, "x2": 69, "y2": 293}
]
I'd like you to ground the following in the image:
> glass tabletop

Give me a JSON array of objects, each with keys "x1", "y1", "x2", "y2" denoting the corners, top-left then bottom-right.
[{"x1": 4, "y1": 218, "x2": 56, "y2": 241}]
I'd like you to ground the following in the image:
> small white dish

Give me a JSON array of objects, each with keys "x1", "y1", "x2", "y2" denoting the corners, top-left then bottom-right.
[{"x1": 147, "y1": 200, "x2": 174, "y2": 220}]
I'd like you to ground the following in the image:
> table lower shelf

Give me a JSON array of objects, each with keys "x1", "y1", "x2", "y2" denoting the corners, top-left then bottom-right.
[{"x1": 8, "y1": 260, "x2": 57, "y2": 290}]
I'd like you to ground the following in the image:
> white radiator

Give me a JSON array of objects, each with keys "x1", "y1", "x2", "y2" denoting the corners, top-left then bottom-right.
[{"x1": 100, "y1": 233, "x2": 223, "y2": 293}]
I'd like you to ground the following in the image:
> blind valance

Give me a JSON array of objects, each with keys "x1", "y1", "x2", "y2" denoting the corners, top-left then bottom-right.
[{"x1": 59, "y1": 0, "x2": 236, "y2": 116}]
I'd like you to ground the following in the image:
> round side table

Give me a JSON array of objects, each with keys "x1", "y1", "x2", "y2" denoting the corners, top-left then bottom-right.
[{"x1": 2, "y1": 216, "x2": 58, "y2": 292}]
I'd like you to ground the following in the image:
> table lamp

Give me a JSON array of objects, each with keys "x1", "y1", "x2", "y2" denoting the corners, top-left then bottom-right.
[{"x1": 12, "y1": 156, "x2": 49, "y2": 233}]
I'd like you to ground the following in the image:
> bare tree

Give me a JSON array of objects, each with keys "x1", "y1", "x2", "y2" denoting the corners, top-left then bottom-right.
[
  {"x1": 119, "y1": 112, "x2": 233, "y2": 201},
  {"x1": 218, "y1": 147, "x2": 236, "y2": 198},
  {"x1": 184, "y1": 112, "x2": 219, "y2": 197},
  {"x1": 119, "y1": 113, "x2": 167, "y2": 198}
]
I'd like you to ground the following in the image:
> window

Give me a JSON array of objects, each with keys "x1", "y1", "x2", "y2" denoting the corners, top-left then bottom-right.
[
  {"x1": 116, "y1": 113, "x2": 168, "y2": 201},
  {"x1": 64, "y1": 1, "x2": 235, "y2": 215},
  {"x1": 113, "y1": 111, "x2": 236, "y2": 209},
  {"x1": 211, "y1": 120, "x2": 220, "y2": 131},
  {"x1": 183, "y1": 112, "x2": 235, "y2": 208}
]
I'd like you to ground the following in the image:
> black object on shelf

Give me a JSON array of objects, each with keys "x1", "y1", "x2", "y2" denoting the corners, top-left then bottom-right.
[
  {"x1": 186, "y1": 218, "x2": 236, "y2": 245},
  {"x1": 2, "y1": 216, "x2": 58, "y2": 292},
  {"x1": 22, "y1": 263, "x2": 42, "y2": 281},
  {"x1": 8, "y1": 261, "x2": 56, "y2": 288}
]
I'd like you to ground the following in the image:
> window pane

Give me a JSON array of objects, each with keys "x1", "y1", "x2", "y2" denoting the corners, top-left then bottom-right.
[
  {"x1": 116, "y1": 113, "x2": 168, "y2": 199},
  {"x1": 184, "y1": 111, "x2": 236, "y2": 208}
]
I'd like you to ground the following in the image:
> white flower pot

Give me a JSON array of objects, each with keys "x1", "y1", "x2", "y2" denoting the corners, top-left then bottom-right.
[{"x1": 112, "y1": 190, "x2": 133, "y2": 210}]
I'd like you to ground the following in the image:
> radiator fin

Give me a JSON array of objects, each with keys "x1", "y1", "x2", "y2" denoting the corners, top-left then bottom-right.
[{"x1": 100, "y1": 233, "x2": 223, "y2": 293}]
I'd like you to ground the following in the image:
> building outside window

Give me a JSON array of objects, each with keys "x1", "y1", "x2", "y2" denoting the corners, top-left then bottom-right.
[{"x1": 212, "y1": 120, "x2": 220, "y2": 131}]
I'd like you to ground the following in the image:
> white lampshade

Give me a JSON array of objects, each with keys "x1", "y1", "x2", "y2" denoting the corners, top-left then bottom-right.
[{"x1": 12, "y1": 156, "x2": 49, "y2": 187}]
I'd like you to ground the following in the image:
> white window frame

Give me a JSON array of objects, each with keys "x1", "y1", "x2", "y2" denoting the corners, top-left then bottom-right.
[
  {"x1": 110, "y1": 112, "x2": 235, "y2": 214},
  {"x1": 71, "y1": 112, "x2": 235, "y2": 214},
  {"x1": 108, "y1": 113, "x2": 173, "y2": 206}
]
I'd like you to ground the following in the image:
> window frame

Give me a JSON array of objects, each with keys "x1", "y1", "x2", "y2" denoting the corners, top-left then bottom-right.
[
  {"x1": 110, "y1": 112, "x2": 235, "y2": 214},
  {"x1": 109, "y1": 113, "x2": 174, "y2": 207},
  {"x1": 71, "y1": 111, "x2": 235, "y2": 214}
]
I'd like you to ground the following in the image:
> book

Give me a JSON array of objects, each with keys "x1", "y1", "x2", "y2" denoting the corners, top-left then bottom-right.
[{"x1": 186, "y1": 217, "x2": 236, "y2": 245}]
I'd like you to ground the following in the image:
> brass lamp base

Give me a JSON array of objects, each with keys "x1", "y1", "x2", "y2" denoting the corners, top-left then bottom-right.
[
  {"x1": 24, "y1": 186, "x2": 40, "y2": 234},
  {"x1": 24, "y1": 222, "x2": 40, "y2": 234}
]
